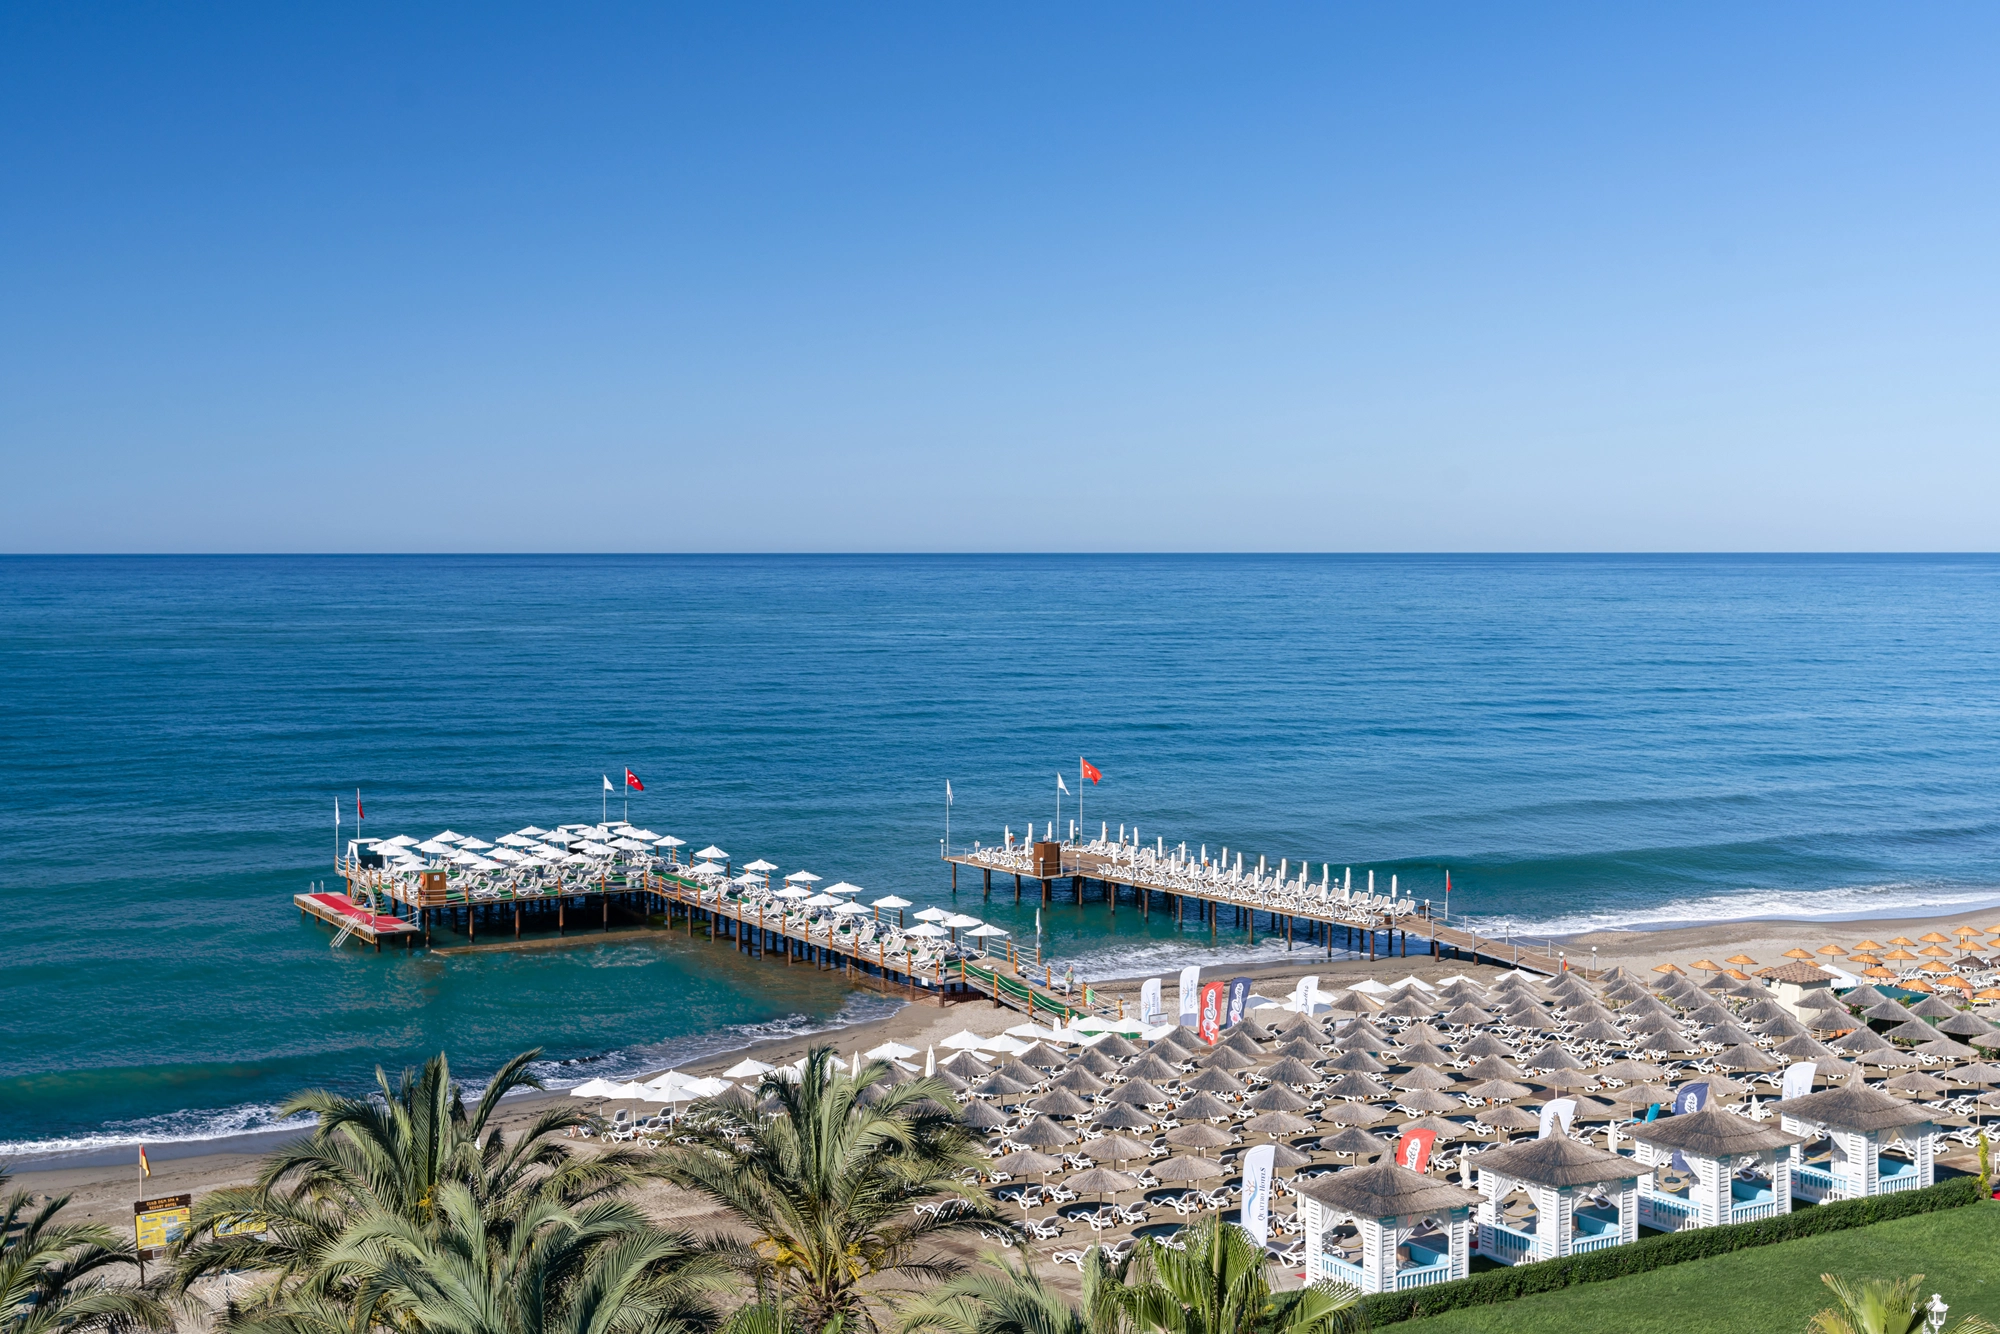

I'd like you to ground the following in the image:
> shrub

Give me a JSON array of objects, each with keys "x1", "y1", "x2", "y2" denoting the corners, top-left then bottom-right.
[{"x1": 1359, "y1": 1177, "x2": 1987, "y2": 1327}]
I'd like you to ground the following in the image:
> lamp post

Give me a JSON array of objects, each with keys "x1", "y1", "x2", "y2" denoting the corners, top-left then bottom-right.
[{"x1": 1926, "y1": 1294, "x2": 1948, "y2": 1334}]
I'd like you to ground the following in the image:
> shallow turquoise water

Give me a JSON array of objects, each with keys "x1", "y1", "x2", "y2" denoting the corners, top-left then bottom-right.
[{"x1": 4, "y1": 554, "x2": 1999, "y2": 1154}]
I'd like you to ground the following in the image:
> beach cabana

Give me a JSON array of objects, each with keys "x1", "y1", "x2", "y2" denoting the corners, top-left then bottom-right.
[
  {"x1": 1471, "y1": 1135, "x2": 1643, "y2": 1265},
  {"x1": 1628, "y1": 1105, "x2": 1801, "y2": 1231},
  {"x1": 1297, "y1": 1160, "x2": 1481, "y2": 1293},
  {"x1": 1777, "y1": 1080, "x2": 1937, "y2": 1202},
  {"x1": 1756, "y1": 960, "x2": 1839, "y2": 1020}
]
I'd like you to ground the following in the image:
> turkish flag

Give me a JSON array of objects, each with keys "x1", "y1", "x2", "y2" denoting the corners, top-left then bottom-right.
[
  {"x1": 1080, "y1": 757, "x2": 1102, "y2": 784},
  {"x1": 625, "y1": 769, "x2": 644, "y2": 791}
]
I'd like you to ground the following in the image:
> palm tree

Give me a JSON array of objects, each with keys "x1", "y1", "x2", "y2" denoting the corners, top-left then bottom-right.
[
  {"x1": 657, "y1": 1046, "x2": 994, "y2": 1333},
  {"x1": 172, "y1": 1050, "x2": 650, "y2": 1320},
  {"x1": 897, "y1": 1249, "x2": 1130, "y2": 1334},
  {"x1": 1808, "y1": 1274, "x2": 2000, "y2": 1334},
  {"x1": 1115, "y1": 1216, "x2": 1358, "y2": 1334},
  {"x1": 1, "y1": 1172, "x2": 167, "y2": 1334},
  {"x1": 310, "y1": 1183, "x2": 725, "y2": 1334}
]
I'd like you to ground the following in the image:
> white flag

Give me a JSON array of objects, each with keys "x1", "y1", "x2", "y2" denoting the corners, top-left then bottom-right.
[
  {"x1": 1781, "y1": 1061, "x2": 1817, "y2": 1102},
  {"x1": 1539, "y1": 1098, "x2": 1577, "y2": 1139},
  {"x1": 1057, "y1": 772, "x2": 1069, "y2": 794},
  {"x1": 1140, "y1": 977, "x2": 1163, "y2": 1025},
  {"x1": 945, "y1": 780, "x2": 953, "y2": 805},
  {"x1": 1178, "y1": 965, "x2": 1201, "y2": 1021},
  {"x1": 1241, "y1": 1144, "x2": 1276, "y2": 1246},
  {"x1": 603, "y1": 775, "x2": 614, "y2": 791},
  {"x1": 334, "y1": 797, "x2": 340, "y2": 828}
]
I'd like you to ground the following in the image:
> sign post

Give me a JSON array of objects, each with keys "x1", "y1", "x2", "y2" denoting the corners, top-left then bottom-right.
[{"x1": 133, "y1": 1194, "x2": 192, "y2": 1282}]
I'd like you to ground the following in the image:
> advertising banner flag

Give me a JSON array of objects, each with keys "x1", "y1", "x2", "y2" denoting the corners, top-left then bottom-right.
[
  {"x1": 1672, "y1": 1082, "x2": 1710, "y2": 1116},
  {"x1": 1178, "y1": 966, "x2": 1202, "y2": 1023},
  {"x1": 1780, "y1": 1061, "x2": 1817, "y2": 1102},
  {"x1": 1139, "y1": 978, "x2": 1164, "y2": 1026},
  {"x1": 1225, "y1": 977, "x2": 1253, "y2": 1028},
  {"x1": 1538, "y1": 1098, "x2": 1577, "y2": 1139},
  {"x1": 1198, "y1": 981, "x2": 1227, "y2": 1044},
  {"x1": 1395, "y1": 1127, "x2": 1438, "y2": 1174},
  {"x1": 1241, "y1": 1144, "x2": 1276, "y2": 1245},
  {"x1": 1291, "y1": 975, "x2": 1319, "y2": 1012}
]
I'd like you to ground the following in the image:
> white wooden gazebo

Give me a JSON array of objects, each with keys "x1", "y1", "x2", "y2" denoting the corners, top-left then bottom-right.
[
  {"x1": 1777, "y1": 1079, "x2": 1936, "y2": 1202},
  {"x1": 1628, "y1": 1104, "x2": 1802, "y2": 1232},
  {"x1": 1470, "y1": 1134, "x2": 1643, "y2": 1265},
  {"x1": 1298, "y1": 1160, "x2": 1482, "y2": 1294}
]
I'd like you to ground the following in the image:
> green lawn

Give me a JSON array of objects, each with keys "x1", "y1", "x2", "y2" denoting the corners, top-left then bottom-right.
[{"x1": 1396, "y1": 1203, "x2": 2000, "y2": 1334}]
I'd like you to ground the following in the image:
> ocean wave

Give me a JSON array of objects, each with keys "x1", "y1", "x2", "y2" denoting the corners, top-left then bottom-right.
[
  {"x1": 1041, "y1": 936, "x2": 1364, "y2": 987},
  {"x1": 1463, "y1": 881, "x2": 2000, "y2": 937},
  {"x1": 0, "y1": 994, "x2": 907, "y2": 1162},
  {"x1": 0, "y1": 1102, "x2": 319, "y2": 1161}
]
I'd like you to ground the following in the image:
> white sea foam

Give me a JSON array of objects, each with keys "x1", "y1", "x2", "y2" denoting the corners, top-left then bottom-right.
[
  {"x1": 1463, "y1": 881, "x2": 2000, "y2": 938},
  {"x1": 0, "y1": 993, "x2": 907, "y2": 1162}
]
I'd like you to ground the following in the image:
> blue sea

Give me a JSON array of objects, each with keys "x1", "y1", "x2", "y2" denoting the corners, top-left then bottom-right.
[{"x1": 5, "y1": 554, "x2": 2000, "y2": 1159}]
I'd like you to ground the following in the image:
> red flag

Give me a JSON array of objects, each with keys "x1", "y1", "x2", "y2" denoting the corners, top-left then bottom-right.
[
  {"x1": 1395, "y1": 1128, "x2": 1437, "y2": 1174},
  {"x1": 1080, "y1": 757, "x2": 1101, "y2": 784},
  {"x1": 624, "y1": 768, "x2": 644, "y2": 791},
  {"x1": 356, "y1": 789, "x2": 363, "y2": 821},
  {"x1": 1197, "y1": 980, "x2": 1227, "y2": 1044}
]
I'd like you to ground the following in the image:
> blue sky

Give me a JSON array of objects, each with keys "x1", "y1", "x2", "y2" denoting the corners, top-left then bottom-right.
[{"x1": 3, "y1": 5, "x2": 1996, "y2": 552}]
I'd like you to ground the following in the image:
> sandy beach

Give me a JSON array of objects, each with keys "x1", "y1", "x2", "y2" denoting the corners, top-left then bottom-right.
[{"x1": 17, "y1": 900, "x2": 1996, "y2": 1234}]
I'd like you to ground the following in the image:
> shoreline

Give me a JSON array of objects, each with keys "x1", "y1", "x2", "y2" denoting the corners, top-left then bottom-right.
[{"x1": 12, "y1": 899, "x2": 1999, "y2": 1226}]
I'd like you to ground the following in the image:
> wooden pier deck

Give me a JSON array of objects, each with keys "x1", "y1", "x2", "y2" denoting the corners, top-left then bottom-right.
[
  {"x1": 942, "y1": 845, "x2": 1596, "y2": 980},
  {"x1": 294, "y1": 892, "x2": 422, "y2": 949}
]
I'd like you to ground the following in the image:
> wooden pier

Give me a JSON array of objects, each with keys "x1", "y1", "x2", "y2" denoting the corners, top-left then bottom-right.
[
  {"x1": 312, "y1": 857, "x2": 1090, "y2": 1014},
  {"x1": 941, "y1": 845, "x2": 1596, "y2": 981}
]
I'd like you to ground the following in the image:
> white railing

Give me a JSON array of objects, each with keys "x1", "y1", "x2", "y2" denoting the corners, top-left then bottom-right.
[
  {"x1": 1637, "y1": 1192, "x2": 1698, "y2": 1231},
  {"x1": 1394, "y1": 1259, "x2": 1453, "y2": 1291},
  {"x1": 1730, "y1": 1200, "x2": 1778, "y2": 1223},
  {"x1": 1318, "y1": 1253, "x2": 1366, "y2": 1288},
  {"x1": 1476, "y1": 1222, "x2": 1534, "y2": 1264},
  {"x1": 1877, "y1": 1166, "x2": 1924, "y2": 1194},
  {"x1": 1571, "y1": 1230, "x2": 1623, "y2": 1253}
]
